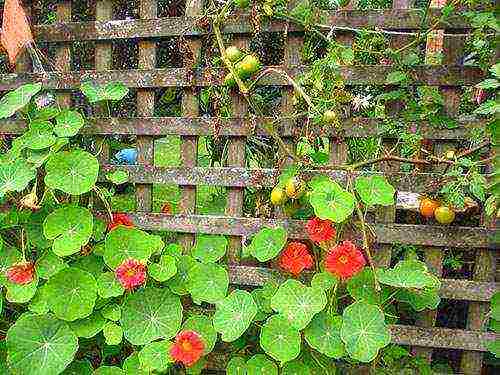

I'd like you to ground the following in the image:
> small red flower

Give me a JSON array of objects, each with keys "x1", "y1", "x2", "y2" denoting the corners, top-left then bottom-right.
[
  {"x1": 279, "y1": 242, "x2": 314, "y2": 275},
  {"x1": 115, "y1": 258, "x2": 146, "y2": 291},
  {"x1": 108, "y1": 213, "x2": 134, "y2": 231},
  {"x1": 325, "y1": 241, "x2": 366, "y2": 280},
  {"x1": 305, "y1": 217, "x2": 336, "y2": 243},
  {"x1": 473, "y1": 87, "x2": 487, "y2": 105},
  {"x1": 170, "y1": 330, "x2": 205, "y2": 367},
  {"x1": 6, "y1": 262, "x2": 35, "y2": 285}
]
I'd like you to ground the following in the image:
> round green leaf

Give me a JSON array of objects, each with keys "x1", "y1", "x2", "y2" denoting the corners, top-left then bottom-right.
[
  {"x1": 106, "y1": 170, "x2": 128, "y2": 185},
  {"x1": 149, "y1": 254, "x2": 177, "y2": 282},
  {"x1": 376, "y1": 259, "x2": 441, "y2": 289},
  {"x1": 121, "y1": 286, "x2": 182, "y2": 345},
  {"x1": 246, "y1": 354, "x2": 278, "y2": 375},
  {"x1": 271, "y1": 279, "x2": 327, "y2": 330},
  {"x1": 213, "y1": 290, "x2": 258, "y2": 342},
  {"x1": 191, "y1": 234, "x2": 228, "y2": 263},
  {"x1": 55, "y1": 110, "x2": 85, "y2": 137},
  {"x1": 0, "y1": 244, "x2": 20, "y2": 285},
  {"x1": 0, "y1": 83, "x2": 42, "y2": 119},
  {"x1": 346, "y1": 268, "x2": 380, "y2": 305},
  {"x1": 167, "y1": 255, "x2": 197, "y2": 295},
  {"x1": 21, "y1": 121, "x2": 57, "y2": 150},
  {"x1": 248, "y1": 227, "x2": 287, "y2": 262},
  {"x1": 43, "y1": 206, "x2": 93, "y2": 257},
  {"x1": 260, "y1": 314, "x2": 301, "y2": 364},
  {"x1": 97, "y1": 272, "x2": 125, "y2": 299},
  {"x1": 138, "y1": 340, "x2": 173, "y2": 372},
  {"x1": 311, "y1": 272, "x2": 338, "y2": 291},
  {"x1": 310, "y1": 179, "x2": 355, "y2": 223},
  {"x1": 396, "y1": 287, "x2": 441, "y2": 312},
  {"x1": 62, "y1": 360, "x2": 93, "y2": 375},
  {"x1": 226, "y1": 357, "x2": 247, "y2": 375},
  {"x1": 281, "y1": 361, "x2": 311, "y2": 375},
  {"x1": 340, "y1": 301, "x2": 391, "y2": 362},
  {"x1": 355, "y1": 175, "x2": 395, "y2": 207},
  {"x1": 6, "y1": 313, "x2": 78, "y2": 375},
  {"x1": 45, "y1": 149, "x2": 99, "y2": 195},
  {"x1": 104, "y1": 226, "x2": 163, "y2": 269},
  {"x1": 103, "y1": 322, "x2": 123, "y2": 346},
  {"x1": 45, "y1": 267, "x2": 98, "y2": 321},
  {"x1": 36, "y1": 251, "x2": 67, "y2": 279},
  {"x1": 101, "y1": 304, "x2": 121, "y2": 322},
  {"x1": 123, "y1": 353, "x2": 149, "y2": 375},
  {"x1": 0, "y1": 158, "x2": 36, "y2": 196},
  {"x1": 305, "y1": 312, "x2": 345, "y2": 359},
  {"x1": 72, "y1": 254, "x2": 104, "y2": 277},
  {"x1": 69, "y1": 312, "x2": 106, "y2": 338},
  {"x1": 486, "y1": 339, "x2": 500, "y2": 358},
  {"x1": 5, "y1": 274, "x2": 38, "y2": 303},
  {"x1": 182, "y1": 315, "x2": 217, "y2": 354},
  {"x1": 188, "y1": 262, "x2": 228, "y2": 304},
  {"x1": 28, "y1": 284, "x2": 50, "y2": 314}
]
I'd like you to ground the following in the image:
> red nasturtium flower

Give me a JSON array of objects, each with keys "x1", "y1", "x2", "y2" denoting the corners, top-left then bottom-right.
[
  {"x1": 108, "y1": 213, "x2": 134, "y2": 231},
  {"x1": 279, "y1": 242, "x2": 314, "y2": 276},
  {"x1": 170, "y1": 330, "x2": 205, "y2": 367},
  {"x1": 305, "y1": 217, "x2": 336, "y2": 243},
  {"x1": 115, "y1": 258, "x2": 146, "y2": 290},
  {"x1": 6, "y1": 262, "x2": 35, "y2": 285},
  {"x1": 325, "y1": 240, "x2": 366, "y2": 280}
]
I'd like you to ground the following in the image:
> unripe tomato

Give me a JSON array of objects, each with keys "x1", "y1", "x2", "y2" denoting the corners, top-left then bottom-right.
[
  {"x1": 234, "y1": 0, "x2": 250, "y2": 8},
  {"x1": 322, "y1": 110, "x2": 338, "y2": 124},
  {"x1": 445, "y1": 150, "x2": 456, "y2": 160},
  {"x1": 419, "y1": 198, "x2": 440, "y2": 218},
  {"x1": 285, "y1": 177, "x2": 305, "y2": 199},
  {"x1": 225, "y1": 46, "x2": 242, "y2": 62},
  {"x1": 270, "y1": 186, "x2": 286, "y2": 206},
  {"x1": 238, "y1": 55, "x2": 260, "y2": 77},
  {"x1": 434, "y1": 206, "x2": 455, "y2": 224},
  {"x1": 224, "y1": 73, "x2": 236, "y2": 88}
]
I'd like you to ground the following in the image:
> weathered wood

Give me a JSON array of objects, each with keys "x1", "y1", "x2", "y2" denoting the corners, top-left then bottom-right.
[
  {"x1": 55, "y1": 1, "x2": 72, "y2": 108},
  {"x1": 128, "y1": 213, "x2": 498, "y2": 249},
  {"x1": 0, "y1": 65, "x2": 484, "y2": 90},
  {"x1": 32, "y1": 9, "x2": 474, "y2": 43},
  {"x1": 228, "y1": 265, "x2": 499, "y2": 302},
  {"x1": 0, "y1": 116, "x2": 487, "y2": 139}
]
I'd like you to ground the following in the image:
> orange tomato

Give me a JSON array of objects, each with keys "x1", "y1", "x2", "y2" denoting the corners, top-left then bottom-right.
[{"x1": 419, "y1": 198, "x2": 440, "y2": 218}]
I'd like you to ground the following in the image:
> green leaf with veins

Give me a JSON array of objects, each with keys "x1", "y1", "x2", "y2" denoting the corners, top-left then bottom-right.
[
  {"x1": 0, "y1": 83, "x2": 42, "y2": 119},
  {"x1": 44, "y1": 149, "x2": 99, "y2": 195},
  {"x1": 19, "y1": 121, "x2": 57, "y2": 150},
  {"x1": 69, "y1": 311, "x2": 106, "y2": 338},
  {"x1": 346, "y1": 268, "x2": 380, "y2": 305},
  {"x1": 310, "y1": 179, "x2": 355, "y2": 223},
  {"x1": 5, "y1": 274, "x2": 38, "y2": 303},
  {"x1": 35, "y1": 251, "x2": 66, "y2": 279},
  {"x1": 270, "y1": 279, "x2": 327, "y2": 330},
  {"x1": 340, "y1": 301, "x2": 391, "y2": 362},
  {"x1": 97, "y1": 272, "x2": 125, "y2": 299},
  {"x1": 138, "y1": 340, "x2": 173, "y2": 372},
  {"x1": 305, "y1": 312, "x2": 345, "y2": 359},
  {"x1": 121, "y1": 286, "x2": 182, "y2": 345},
  {"x1": 81, "y1": 82, "x2": 129, "y2": 103},
  {"x1": 191, "y1": 234, "x2": 228, "y2": 263},
  {"x1": 376, "y1": 259, "x2": 441, "y2": 289},
  {"x1": 260, "y1": 314, "x2": 301, "y2": 364},
  {"x1": 182, "y1": 315, "x2": 217, "y2": 354},
  {"x1": 246, "y1": 354, "x2": 278, "y2": 375},
  {"x1": 188, "y1": 262, "x2": 229, "y2": 304},
  {"x1": 43, "y1": 206, "x2": 93, "y2": 257},
  {"x1": 45, "y1": 267, "x2": 98, "y2": 321},
  {"x1": 226, "y1": 357, "x2": 247, "y2": 375},
  {"x1": 167, "y1": 255, "x2": 197, "y2": 295},
  {"x1": 355, "y1": 175, "x2": 395, "y2": 206},
  {"x1": 6, "y1": 313, "x2": 78, "y2": 375},
  {"x1": 54, "y1": 110, "x2": 85, "y2": 137},
  {"x1": 148, "y1": 254, "x2": 177, "y2": 282},
  {"x1": 0, "y1": 158, "x2": 36, "y2": 196},
  {"x1": 106, "y1": 170, "x2": 129, "y2": 185},
  {"x1": 103, "y1": 322, "x2": 123, "y2": 345},
  {"x1": 248, "y1": 227, "x2": 287, "y2": 262}
]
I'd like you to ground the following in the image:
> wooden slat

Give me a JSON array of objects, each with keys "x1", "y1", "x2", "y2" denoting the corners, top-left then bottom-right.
[
  {"x1": 32, "y1": 9, "x2": 474, "y2": 43},
  {"x1": 55, "y1": 1, "x2": 72, "y2": 108},
  {"x1": 127, "y1": 213, "x2": 498, "y2": 249},
  {"x1": 0, "y1": 65, "x2": 484, "y2": 90},
  {"x1": 0, "y1": 116, "x2": 487, "y2": 139},
  {"x1": 228, "y1": 265, "x2": 499, "y2": 302}
]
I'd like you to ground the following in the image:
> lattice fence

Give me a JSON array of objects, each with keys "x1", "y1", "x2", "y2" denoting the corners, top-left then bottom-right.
[{"x1": 0, "y1": 0, "x2": 498, "y2": 373}]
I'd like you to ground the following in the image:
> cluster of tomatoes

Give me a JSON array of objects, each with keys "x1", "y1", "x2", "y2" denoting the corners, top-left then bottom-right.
[
  {"x1": 223, "y1": 46, "x2": 261, "y2": 88},
  {"x1": 419, "y1": 197, "x2": 455, "y2": 225},
  {"x1": 270, "y1": 177, "x2": 305, "y2": 206}
]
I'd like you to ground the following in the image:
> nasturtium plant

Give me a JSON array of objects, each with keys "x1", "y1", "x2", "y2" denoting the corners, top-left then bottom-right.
[
  {"x1": 19, "y1": 121, "x2": 57, "y2": 150},
  {"x1": 104, "y1": 226, "x2": 163, "y2": 269},
  {"x1": 260, "y1": 314, "x2": 301, "y2": 363},
  {"x1": 45, "y1": 267, "x2": 98, "y2": 321},
  {"x1": 5, "y1": 274, "x2": 38, "y2": 303},
  {"x1": 0, "y1": 83, "x2": 42, "y2": 118},
  {"x1": 6, "y1": 314, "x2": 78, "y2": 375},
  {"x1": 182, "y1": 315, "x2": 217, "y2": 354},
  {"x1": 120, "y1": 286, "x2": 182, "y2": 345},
  {"x1": 191, "y1": 234, "x2": 228, "y2": 263},
  {"x1": 247, "y1": 227, "x2": 287, "y2": 262},
  {"x1": 355, "y1": 175, "x2": 395, "y2": 206},
  {"x1": 346, "y1": 268, "x2": 380, "y2": 305},
  {"x1": 376, "y1": 259, "x2": 440, "y2": 289},
  {"x1": 396, "y1": 287, "x2": 441, "y2": 311},
  {"x1": 213, "y1": 290, "x2": 258, "y2": 342},
  {"x1": 309, "y1": 179, "x2": 356, "y2": 223},
  {"x1": 103, "y1": 322, "x2": 123, "y2": 345},
  {"x1": 106, "y1": 169, "x2": 129, "y2": 185},
  {"x1": 226, "y1": 357, "x2": 247, "y2": 375},
  {"x1": 281, "y1": 361, "x2": 312, "y2": 375},
  {"x1": 311, "y1": 272, "x2": 338, "y2": 291},
  {"x1": 304, "y1": 312, "x2": 345, "y2": 359},
  {"x1": 43, "y1": 205, "x2": 93, "y2": 257},
  {"x1": 81, "y1": 82, "x2": 129, "y2": 103},
  {"x1": 340, "y1": 301, "x2": 391, "y2": 362},
  {"x1": 271, "y1": 279, "x2": 327, "y2": 330},
  {"x1": 69, "y1": 312, "x2": 106, "y2": 338},
  {"x1": 188, "y1": 262, "x2": 229, "y2": 304},
  {"x1": 44, "y1": 149, "x2": 99, "y2": 195},
  {"x1": 54, "y1": 110, "x2": 85, "y2": 137},
  {"x1": 35, "y1": 251, "x2": 67, "y2": 279},
  {"x1": 0, "y1": 158, "x2": 36, "y2": 196},
  {"x1": 167, "y1": 255, "x2": 197, "y2": 295},
  {"x1": 246, "y1": 354, "x2": 278, "y2": 375},
  {"x1": 138, "y1": 340, "x2": 173, "y2": 372},
  {"x1": 148, "y1": 254, "x2": 177, "y2": 282}
]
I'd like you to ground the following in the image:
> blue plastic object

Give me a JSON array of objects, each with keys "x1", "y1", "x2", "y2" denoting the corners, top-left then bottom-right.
[{"x1": 115, "y1": 148, "x2": 137, "y2": 165}]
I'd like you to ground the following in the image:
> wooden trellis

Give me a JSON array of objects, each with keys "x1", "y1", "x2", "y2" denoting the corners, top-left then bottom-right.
[{"x1": 0, "y1": 0, "x2": 498, "y2": 373}]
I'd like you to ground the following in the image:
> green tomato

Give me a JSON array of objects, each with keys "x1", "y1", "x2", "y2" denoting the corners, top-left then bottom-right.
[
  {"x1": 225, "y1": 46, "x2": 242, "y2": 62},
  {"x1": 322, "y1": 110, "x2": 338, "y2": 124},
  {"x1": 434, "y1": 206, "x2": 455, "y2": 225},
  {"x1": 224, "y1": 73, "x2": 236, "y2": 88},
  {"x1": 234, "y1": 0, "x2": 250, "y2": 9},
  {"x1": 238, "y1": 54, "x2": 261, "y2": 78}
]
